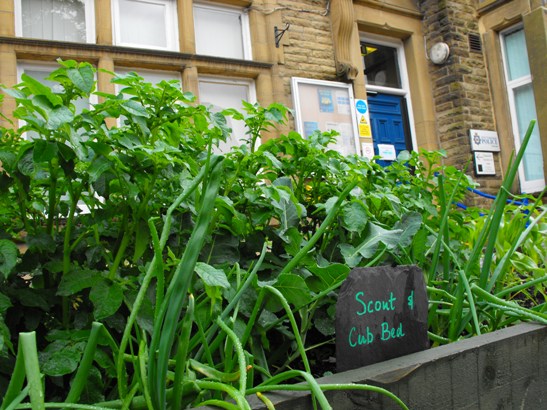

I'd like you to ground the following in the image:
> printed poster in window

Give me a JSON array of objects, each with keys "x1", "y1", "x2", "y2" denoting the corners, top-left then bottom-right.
[
  {"x1": 326, "y1": 122, "x2": 356, "y2": 156},
  {"x1": 318, "y1": 89, "x2": 334, "y2": 113},
  {"x1": 335, "y1": 91, "x2": 350, "y2": 115},
  {"x1": 304, "y1": 121, "x2": 319, "y2": 138}
]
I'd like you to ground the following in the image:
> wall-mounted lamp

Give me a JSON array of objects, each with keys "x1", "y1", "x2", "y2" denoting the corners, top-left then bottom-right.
[
  {"x1": 274, "y1": 23, "x2": 290, "y2": 48},
  {"x1": 429, "y1": 42, "x2": 450, "y2": 65}
]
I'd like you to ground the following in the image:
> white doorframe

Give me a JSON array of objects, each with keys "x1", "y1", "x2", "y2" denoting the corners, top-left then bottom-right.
[{"x1": 360, "y1": 33, "x2": 418, "y2": 153}]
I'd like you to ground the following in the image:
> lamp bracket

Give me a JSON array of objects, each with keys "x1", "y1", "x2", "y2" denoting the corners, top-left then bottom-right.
[{"x1": 274, "y1": 24, "x2": 290, "y2": 48}]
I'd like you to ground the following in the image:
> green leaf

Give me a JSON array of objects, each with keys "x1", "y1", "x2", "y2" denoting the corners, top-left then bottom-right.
[
  {"x1": 0, "y1": 292, "x2": 12, "y2": 313},
  {"x1": 46, "y1": 105, "x2": 74, "y2": 130},
  {"x1": 87, "y1": 156, "x2": 112, "y2": 182},
  {"x1": 0, "y1": 239, "x2": 18, "y2": 279},
  {"x1": 122, "y1": 100, "x2": 150, "y2": 118},
  {"x1": 272, "y1": 273, "x2": 311, "y2": 309},
  {"x1": 67, "y1": 65, "x2": 95, "y2": 94},
  {"x1": 16, "y1": 288, "x2": 51, "y2": 310},
  {"x1": 393, "y1": 212, "x2": 423, "y2": 248},
  {"x1": 89, "y1": 280, "x2": 124, "y2": 320},
  {"x1": 42, "y1": 346, "x2": 82, "y2": 376},
  {"x1": 340, "y1": 223, "x2": 403, "y2": 267},
  {"x1": 133, "y1": 218, "x2": 150, "y2": 263},
  {"x1": 342, "y1": 201, "x2": 368, "y2": 233},
  {"x1": 272, "y1": 195, "x2": 299, "y2": 233},
  {"x1": 17, "y1": 149, "x2": 35, "y2": 177},
  {"x1": 194, "y1": 262, "x2": 230, "y2": 288},
  {"x1": 307, "y1": 263, "x2": 350, "y2": 291},
  {"x1": 57, "y1": 269, "x2": 103, "y2": 296},
  {"x1": 33, "y1": 140, "x2": 58, "y2": 163},
  {"x1": 21, "y1": 73, "x2": 63, "y2": 106}
]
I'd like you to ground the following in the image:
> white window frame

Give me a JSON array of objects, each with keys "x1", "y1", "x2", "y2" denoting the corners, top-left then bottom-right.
[
  {"x1": 111, "y1": 0, "x2": 179, "y2": 51},
  {"x1": 14, "y1": 0, "x2": 96, "y2": 44},
  {"x1": 360, "y1": 33, "x2": 418, "y2": 153},
  {"x1": 193, "y1": 2, "x2": 252, "y2": 60},
  {"x1": 500, "y1": 24, "x2": 545, "y2": 193},
  {"x1": 198, "y1": 76, "x2": 257, "y2": 152}
]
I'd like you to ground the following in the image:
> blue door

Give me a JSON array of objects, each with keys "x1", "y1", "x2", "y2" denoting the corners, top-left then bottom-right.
[{"x1": 367, "y1": 93, "x2": 411, "y2": 164}]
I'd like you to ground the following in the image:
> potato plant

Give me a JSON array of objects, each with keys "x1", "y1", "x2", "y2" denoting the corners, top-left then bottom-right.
[{"x1": 0, "y1": 61, "x2": 545, "y2": 409}]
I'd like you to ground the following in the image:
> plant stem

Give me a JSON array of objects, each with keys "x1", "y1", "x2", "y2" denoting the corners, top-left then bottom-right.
[{"x1": 20, "y1": 332, "x2": 44, "y2": 410}]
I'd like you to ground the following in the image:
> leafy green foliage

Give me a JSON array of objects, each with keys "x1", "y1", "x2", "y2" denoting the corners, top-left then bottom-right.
[{"x1": 0, "y1": 61, "x2": 544, "y2": 409}]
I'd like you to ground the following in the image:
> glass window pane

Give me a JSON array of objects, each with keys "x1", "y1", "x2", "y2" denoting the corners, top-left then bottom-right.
[
  {"x1": 118, "y1": 0, "x2": 167, "y2": 48},
  {"x1": 22, "y1": 0, "x2": 87, "y2": 42},
  {"x1": 514, "y1": 83, "x2": 544, "y2": 182},
  {"x1": 115, "y1": 68, "x2": 181, "y2": 87},
  {"x1": 194, "y1": 6, "x2": 244, "y2": 59},
  {"x1": 198, "y1": 79, "x2": 250, "y2": 152},
  {"x1": 503, "y1": 29, "x2": 530, "y2": 81},
  {"x1": 361, "y1": 42, "x2": 401, "y2": 88}
]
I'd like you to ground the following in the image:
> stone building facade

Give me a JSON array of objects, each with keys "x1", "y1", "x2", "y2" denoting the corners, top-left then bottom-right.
[{"x1": 0, "y1": 0, "x2": 545, "y2": 196}]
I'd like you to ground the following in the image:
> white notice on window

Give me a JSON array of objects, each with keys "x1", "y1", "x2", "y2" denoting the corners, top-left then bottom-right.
[
  {"x1": 335, "y1": 91, "x2": 351, "y2": 115},
  {"x1": 326, "y1": 122, "x2": 356, "y2": 156},
  {"x1": 377, "y1": 144, "x2": 397, "y2": 160}
]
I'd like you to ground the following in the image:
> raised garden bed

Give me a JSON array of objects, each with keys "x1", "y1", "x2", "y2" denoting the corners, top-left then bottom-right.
[{"x1": 217, "y1": 323, "x2": 547, "y2": 410}]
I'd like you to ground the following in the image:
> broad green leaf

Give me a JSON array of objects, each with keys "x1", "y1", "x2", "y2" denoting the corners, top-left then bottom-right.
[
  {"x1": 308, "y1": 263, "x2": 350, "y2": 290},
  {"x1": 21, "y1": 73, "x2": 63, "y2": 106},
  {"x1": 0, "y1": 150, "x2": 17, "y2": 172},
  {"x1": 273, "y1": 273, "x2": 312, "y2": 308},
  {"x1": 17, "y1": 149, "x2": 35, "y2": 176},
  {"x1": 2, "y1": 87, "x2": 27, "y2": 100},
  {"x1": 90, "y1": 280, "x2": 124, "y2": 320},
  {"x1": 411, "y1": 228, "x2": 428, "y2": 264},
  {"x1": 265, "y1": 154, "x2": 283, "y2": 171},
  {"x1": 33, "y1": 140, "x2": 58, "y2": 163},
  {"x1": 393, "y1": 212, "x2": 423, "y2": 248},
  {"x1": 121, "y1": 100, "x2": 150, "y2": 118},
  {"x1": 57, "y1": 269, "x2": 103, "y2": 296},
  {"x1": 195, "y1": 262, "x2": 230, "y2": 288},
  {"x1": 0, "y1": 239, "x2": 18, "y2": 279},
  {"x1": 67, "y1": 65, "x2": 95, "y2": 94},
  {"x1": 46, "y1": 105, "x2": 74, "y2": 130},
  {"x1": 272, "y1": 196, "x2": 299, "y2": 233},
  {"x1": 42, "y1": 346, "x2": 82, "y2": 376},
  {"x1": 133, "y1": 218, "x2": 150, "y2": 262},
  {"x1": 0, "y1": 292, "x2": 12, "y2": 313},
  {"x1": 88, "y1": 156, "x2": 112, "y2": 182},
  {"x1": 342, "y1": 201, "x2": 368, "y2": 233},
  {"x1": 340, "y1": 223, "x2": 403, "y2": 267},
  {"x1": 314, "y1": 316, "x2": 335, "y2": 336},
  {"x1": 16, "y1": 288, "x2": 51, "y2": 310}
]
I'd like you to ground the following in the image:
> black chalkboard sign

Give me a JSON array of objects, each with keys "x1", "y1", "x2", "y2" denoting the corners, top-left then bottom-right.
[{"x1": 336, "y1": 265, "x2": 428, "y2": 372}]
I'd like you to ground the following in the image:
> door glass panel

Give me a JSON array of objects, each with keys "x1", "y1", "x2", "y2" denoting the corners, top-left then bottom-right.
[
  {"x1": 503, "y1": 29, "x2": 530, "y2": 81},
  {"x1": 361, "y1": 42, "x2": 401, "y2": 88},
  {"x1": 514, "y1": 83, "x2": 543, "y2": 181}
]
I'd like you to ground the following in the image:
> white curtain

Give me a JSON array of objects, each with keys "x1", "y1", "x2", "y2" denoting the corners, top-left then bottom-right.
[
  {"x1": 118, "y1": 0, "x2": 167, "y2": 48},
  {"x1": 22, "y1": 0, "x2": 87, "y2": 42},
  {"x1": 194, "y1": 6, "x2": 244, "y2": 59}
]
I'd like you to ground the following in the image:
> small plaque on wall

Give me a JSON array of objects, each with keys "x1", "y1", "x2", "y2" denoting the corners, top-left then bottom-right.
[
  {"x1": 474, "y1": 152, "x2": 496, "y2": 176},
  {"x1": 470, "y1": 129, "x2": 500, "y2": 152}
]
